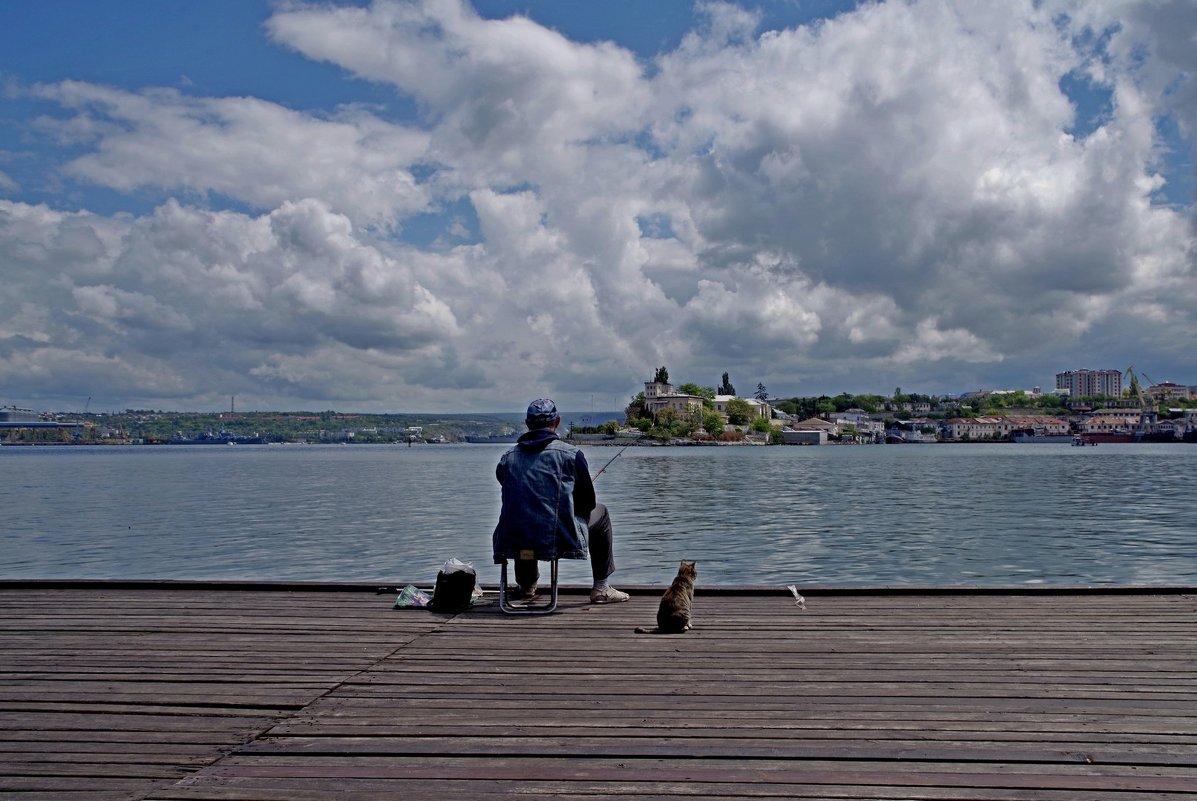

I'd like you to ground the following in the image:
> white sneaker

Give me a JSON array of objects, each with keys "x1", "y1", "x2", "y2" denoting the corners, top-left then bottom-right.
[{"x1": 590, "y1": 586, "x2": 630, "y2": 604}]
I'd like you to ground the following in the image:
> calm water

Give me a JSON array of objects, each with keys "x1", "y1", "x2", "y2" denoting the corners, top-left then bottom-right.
[{"x1": 3, "y1": 443, "x2": 1195, "y2": 587}]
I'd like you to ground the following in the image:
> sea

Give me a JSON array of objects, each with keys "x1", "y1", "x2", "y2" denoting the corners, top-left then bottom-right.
[{"x1": 3, "y1": 442, "x2": 1195, "y2": 587}]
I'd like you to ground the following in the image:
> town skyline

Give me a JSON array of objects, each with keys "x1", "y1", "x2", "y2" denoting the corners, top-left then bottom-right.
[
  {"x1": 2, "y1": 1, "x2": 1195, "y2": 414},
  {"x1": 7, "y1": 360, "x2": 1195, "y2": 419}
]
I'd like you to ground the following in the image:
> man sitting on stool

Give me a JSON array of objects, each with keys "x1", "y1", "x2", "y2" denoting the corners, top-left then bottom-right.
[{"x1": 493, "y1": 398, "x2": 630, "y2": 604}]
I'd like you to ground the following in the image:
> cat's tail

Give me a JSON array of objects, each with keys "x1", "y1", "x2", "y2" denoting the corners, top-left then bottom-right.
[{"x1": 634, "y1": 625, "x2": 691, "y2": 634}]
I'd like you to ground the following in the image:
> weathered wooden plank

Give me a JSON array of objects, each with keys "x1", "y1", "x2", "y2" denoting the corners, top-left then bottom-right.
[
  {"x1": 187, "y1": 760, "x2": 1197, "y2": 793},
  {"x1": 0, "y1": 760, "x2": 190, "y2": 777},
  {"x1": 263, "y1": 721, "x2": 1197, "y2": 744},
  {"x1": 3, "y1": 587, "x2": 1196, "y2": 801},
  {"x1": 232, "y1": 735, "x2": 1197, "y2": 767},
  {"x1": 144, "y1": 778, "x2": 1197, "y2": 801},
  {"x1": 0, "y1": 711, "x2": 275, "y2": 731},
  {"x1": 0, "y1": 729, "x2": 239, "y2": 744},
  {"x1": 0, "y1": 748, "x2": 214, "y2": 764},
  {"x1": 0, "y1": 776, "x2": 159, "y2": 791}
]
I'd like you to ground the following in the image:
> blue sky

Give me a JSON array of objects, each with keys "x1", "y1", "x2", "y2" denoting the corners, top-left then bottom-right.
[{"x1": 1, "y1": 0, "x2": 1195, "y2": 412}]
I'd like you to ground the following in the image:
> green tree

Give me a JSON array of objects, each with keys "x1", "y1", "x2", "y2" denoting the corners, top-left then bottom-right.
[
  {"x1": 832, "y1": 393, "x2": 855, "y2": 412},
  {"x1": 654, "y1": 365, "x2": 669, "y2": 384},
  {"x1": 775, "y1": 398, "x2": 799, "y2": 415},
  {"x1": 750, "y1": 416, "x2": 772, "y2": 433},
  {"x1": 718, "y1": 372, "x2": 736, "y2": 396},
  {"x1": 678, "y1": 383, "x2": 716, "y2": 402},
  {"x1": 624, "y1": 392, "x2": 647, "y2": 424},
  {"x1": 726, "y1": 397, "x2": 753, "y2": 425},
  {"x1": 855, "y1": 394, "x2": 884, "y2": 414},
  {"x1": 1039, "y1": 394, "x2": 1066, "y2": 409},
  {"x1": 702, "y1": 411, "x2": 724, "y2": 437},
  {"x1": 754, "y1": 382, "x2": 768, "y2": 401}
]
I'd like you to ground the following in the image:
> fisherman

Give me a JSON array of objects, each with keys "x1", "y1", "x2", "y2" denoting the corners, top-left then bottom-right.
[{"x1": 493, "y1": 398, "x2": 629, "y2": 604}]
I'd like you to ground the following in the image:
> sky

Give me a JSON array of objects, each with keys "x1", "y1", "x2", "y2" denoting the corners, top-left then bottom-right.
[{"x1": 1, "y1": 0, "x2": 1195, "y2": 414}]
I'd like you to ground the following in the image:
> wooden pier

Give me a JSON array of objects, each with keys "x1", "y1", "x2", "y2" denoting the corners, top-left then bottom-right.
[{"x1": 1, "y1": 583, "x2": 1195, "y2": 800}]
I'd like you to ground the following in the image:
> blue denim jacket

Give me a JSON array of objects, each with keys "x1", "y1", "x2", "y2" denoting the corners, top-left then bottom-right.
[{"x1": 492, "y1": 430, "x2": 590, "y2": 562}]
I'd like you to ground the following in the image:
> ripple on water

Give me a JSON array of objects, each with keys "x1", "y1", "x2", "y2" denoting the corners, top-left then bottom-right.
[{"x1": 2, "y1": 442, "x2": 1195, "y2": 585}]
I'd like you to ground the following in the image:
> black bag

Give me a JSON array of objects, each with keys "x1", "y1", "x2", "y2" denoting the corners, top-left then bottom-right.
[{"x1": 429, "y1": 561, "x2": 477, "y2": 612}]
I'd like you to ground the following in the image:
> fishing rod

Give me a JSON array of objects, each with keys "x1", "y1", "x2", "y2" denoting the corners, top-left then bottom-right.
[{"x1": 592, "y1": 442, "x2": 632, "y2": 480}]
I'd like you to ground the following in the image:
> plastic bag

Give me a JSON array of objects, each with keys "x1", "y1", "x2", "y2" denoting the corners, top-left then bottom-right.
[
  {"x1": 429, "y1": 557, "x2": 480, "y2": 612},
  {"x1": 394, "y1": 584, "x2": 431, "y2": 608},
  {"x1": 440, "y1": 557, "x2": 484, "y2": 597}
]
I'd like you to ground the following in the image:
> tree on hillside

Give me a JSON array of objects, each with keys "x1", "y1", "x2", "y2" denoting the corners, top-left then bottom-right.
[
  {"x1": 678, "y1": 383, "x2": 716, "y2": 402},
  {"x1": 1039, "y1": 394, "x2": 1066, "y2": 410},
  {"x1": 702, "y1": 411, "x2": 724, "y2": 437},
  {"x1": 718, "y1": 372, "x2": 736, "y2": 396},
  {"x1": 654, "y1": 366, "x2": 669, "y2": 384},
  {"x1": 625, "y1": 391, "x2": 647, "y2": 423},
  {"x1": 754, "y1": 382, "x2": 768, "y2": 401},
  {"x1": 726, "y1": 397, "x2": 753, "y2": 425}
]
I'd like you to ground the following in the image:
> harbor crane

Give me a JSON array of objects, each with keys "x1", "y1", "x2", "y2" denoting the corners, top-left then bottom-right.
[{"x1": 1123, "y1": 366, "x2": 1157, "y2": 434}]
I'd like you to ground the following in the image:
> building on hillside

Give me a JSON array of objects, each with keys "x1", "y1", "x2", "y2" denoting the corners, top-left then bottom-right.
[
  {"x1": 1150, "y1": 419, "x2": 1185, "y2": 440},
  {"x1": 831, "y1": 409, "x2": 884, "y2": 439},
  {"x1": 780, "y1": 429, "x2": 827, "y2": 445},
  {"x1": 940, "y1": 417, "x2": 1006, "y2": 440},
  {"x1": 1056, "y1": 369, "x2": 1122, "y2": 398},
  {"x1": 1086, "y1": 408, "x2": 1143, "y2": 423},
  {"x1": 1002, "y1": 416, "x2": 1071, "y2": 436},
  {"x1": 791, "y1": 417, "x2": 838, "y2": 436},
  {"x1": 746, "y1": 397, "x2": 773, "y2": 420},
  {"x1": 886, "y1": 419, "x2": 939, "y2": 443},
  {"x1": 711, "y1": 395, "x2": 773, "y2": 421},
  {"x1": 1145, "y1": 382, "x2": 1193, "y2": 402},
  {"x1": 643, "y1": 379, "x2": 704, "y2": 418},
  {"x1": 0, "y1": 408, "x2": 40, "y2": 423},
  {"x1": 1079, "y1": 414, "x2": 1135, "y2": 434}
]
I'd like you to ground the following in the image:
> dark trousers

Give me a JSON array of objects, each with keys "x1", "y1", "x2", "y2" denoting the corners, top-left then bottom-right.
[{"x1": 515, "y1": 502, "x2": 615, "y2": 587}]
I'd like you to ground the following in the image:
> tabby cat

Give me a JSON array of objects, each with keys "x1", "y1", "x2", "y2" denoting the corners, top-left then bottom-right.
[{"x1": 635, "y1": 560, "x2": 697, "y2": 634}]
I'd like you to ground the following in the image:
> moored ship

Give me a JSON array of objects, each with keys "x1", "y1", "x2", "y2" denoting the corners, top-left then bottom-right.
[
  {"x1": 464, "y1": 433, "x2": 520, "y2": 444},
  {"x1": 1077, "y1": 431, "x2": 1135, "y2": 444},
  {"x1": 169, "y1": 430, "x2": 266, "y2": 445},
  {"x1": 1009, "y1": 428, "x2": 1074, "y2": 443}
]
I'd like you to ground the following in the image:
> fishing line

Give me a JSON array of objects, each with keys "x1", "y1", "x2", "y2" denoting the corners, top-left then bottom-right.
[{"x1": 591, "y1": 442, "x2": 632, "y2": 480}]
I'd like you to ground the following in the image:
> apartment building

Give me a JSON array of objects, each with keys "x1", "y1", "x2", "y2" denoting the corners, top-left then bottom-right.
[{"x1": 1055, "y1": 369, "x2": 1122, "y2": 398}]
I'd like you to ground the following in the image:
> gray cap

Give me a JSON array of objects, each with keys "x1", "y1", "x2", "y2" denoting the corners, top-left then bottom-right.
[{"x1": 525, "y1": 398, "x2": 560, "y2": 428}]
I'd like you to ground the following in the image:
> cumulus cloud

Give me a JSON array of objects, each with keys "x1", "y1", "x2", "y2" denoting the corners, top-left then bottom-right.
[
  {"x1": 31, "y1": 82, "x2": 431, "y2": 228},
  {"x1": 1, "y1": 0, "x2": 1194, "y2": 411}
]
